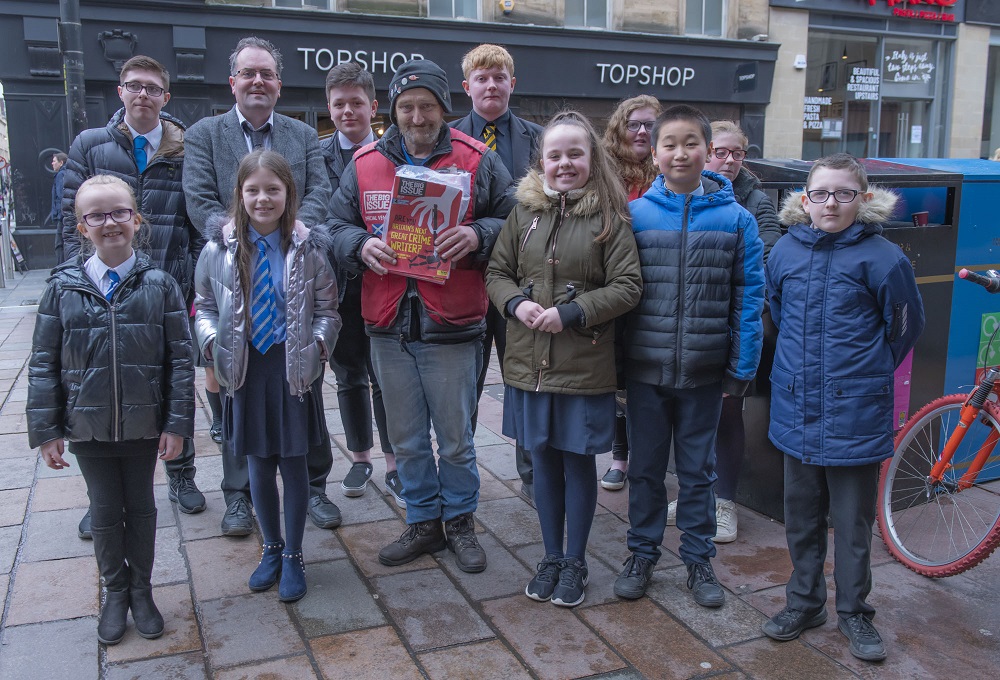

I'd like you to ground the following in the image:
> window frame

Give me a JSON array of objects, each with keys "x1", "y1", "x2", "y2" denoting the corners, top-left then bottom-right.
[
  {"x1": 427, "y1": 0, "x2": 481, "y2": 20},
  {"x1": 564, "y1": 0, "x2": 610, "y2": 30},
  {"x1": 685, "y1": 0, "x2": 727, "y2": 38}
]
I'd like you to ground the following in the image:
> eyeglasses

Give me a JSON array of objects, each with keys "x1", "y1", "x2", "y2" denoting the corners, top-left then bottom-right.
[
  {"x1": 805, "y1": 189, "x2": 862, "y2": 204},
  {"x1": 626, "y1": 120, "x2": 655, "y2": 133},
  {"x1": 82, "y1": 209, "x2": 135, "y2": 228},
  {"x1": 233, "y1": 68, "x2": 279, "y2": 82},
  {"x1": 713, "y1": 148, "x2": 747, "y2": 161},
  {"x1": 122, "y1": 81, "x2": 166, "y2": 97}
]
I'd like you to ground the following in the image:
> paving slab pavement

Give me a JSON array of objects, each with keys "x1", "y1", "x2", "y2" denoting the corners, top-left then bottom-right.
[{"x1": 1, "y1": 268, "x2": 998, "y2": 678}]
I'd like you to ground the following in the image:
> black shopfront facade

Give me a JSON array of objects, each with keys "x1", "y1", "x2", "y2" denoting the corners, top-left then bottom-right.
[{"x1": 0, "y1": 0, "x2": 776, "y2": 265}]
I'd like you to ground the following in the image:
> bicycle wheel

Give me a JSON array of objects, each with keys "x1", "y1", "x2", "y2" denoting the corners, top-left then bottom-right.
[{"x1": 878, "y1": 394, "x2": 1000, "y2": 577}]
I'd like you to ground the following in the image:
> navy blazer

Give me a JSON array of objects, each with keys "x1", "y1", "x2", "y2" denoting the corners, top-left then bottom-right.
[
  {"x1": 450, "y1": 111, "x2": 542, "y2": 182},
  {"x1": 183, "y1": 106, "x2": 331, "y2": 233}
]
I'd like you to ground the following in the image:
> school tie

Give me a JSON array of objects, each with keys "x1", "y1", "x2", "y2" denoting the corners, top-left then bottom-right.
[
  {"x1": 482, "y1": 123, "x2": 497, "y2": 152},
  {"x1": 133, "y1": 135, "x2": 147, "y2": 173},
  {"x1": 250, "y1": 238, "x2": 277, "y2": 354},
  {"x1": 106, "y1": 269, "x2": 120, "y2": 302},
  {"x1": 242, "y1": 121, "x2": 272, "y2": 150}
]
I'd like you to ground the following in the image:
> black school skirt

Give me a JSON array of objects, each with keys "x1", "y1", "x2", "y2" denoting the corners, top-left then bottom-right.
[{"x1": 225, "y1": 342, "x2": 325, "y2": 459}]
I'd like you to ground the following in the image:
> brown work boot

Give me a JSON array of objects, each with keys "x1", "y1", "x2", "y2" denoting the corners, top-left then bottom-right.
[
  {"x1": 378, "y1": 519, "x2": 446, "y2": 566},
  {"x1": 444, "y1": 512, "x2": 487, "y2": 573}
]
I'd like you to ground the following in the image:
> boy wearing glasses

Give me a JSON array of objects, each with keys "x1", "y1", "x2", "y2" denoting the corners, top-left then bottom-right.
[
  {"x1": 762, "y1": 153, "x2": 923, "y2": 662},
  {"x1": 62, "y1": 54, "x2": 207, "y2": 531}
]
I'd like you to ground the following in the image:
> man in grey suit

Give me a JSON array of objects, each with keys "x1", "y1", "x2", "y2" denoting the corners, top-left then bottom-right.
[
  {"x1": 184, "y1": 36, "x2": 339, "y2": 537},
  {"x1": 450, "y1": 44, "x2": 542, "y2": 505}
]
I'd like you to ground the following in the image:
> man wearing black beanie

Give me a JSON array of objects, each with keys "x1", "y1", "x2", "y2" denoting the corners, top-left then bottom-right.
[{"x1": 328, "y1": 58, "x2": 515, "y2": 574}]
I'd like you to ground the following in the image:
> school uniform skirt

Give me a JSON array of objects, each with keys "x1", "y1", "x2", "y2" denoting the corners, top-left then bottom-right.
[
  {"x1": 225, "y1": 342, "x2": 325, "y2": 459},
  {"x1": 502, "y1": 386, "x2": 615, "y2": 456}
]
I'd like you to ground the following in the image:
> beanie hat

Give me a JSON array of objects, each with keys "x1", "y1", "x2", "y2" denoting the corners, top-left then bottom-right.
[{"x1": 388, "y1": 59, "x2": 451, "y2": 124}]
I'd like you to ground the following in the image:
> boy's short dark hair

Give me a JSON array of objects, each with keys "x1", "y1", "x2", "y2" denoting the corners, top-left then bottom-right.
[
  {"x1": 119, "y1": 55, "x2": 170, "y2": 91},
  {"x1": 807, "y1": 152, "x2": 869, "y2": 192},
  {"x1": 54, "y1": 152, "x2": 68, "y2": 163},
  {"x1": 325, "y1": 63, "x2": 376, "y2": 102},
  {"x1": 652, "y1": 105, "x2": 712, "y2": 148}
]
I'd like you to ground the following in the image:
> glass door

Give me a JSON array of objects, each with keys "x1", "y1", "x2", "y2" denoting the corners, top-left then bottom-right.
[{"x1": 878, "y1": 98, "x2": 932, "y2": 158}]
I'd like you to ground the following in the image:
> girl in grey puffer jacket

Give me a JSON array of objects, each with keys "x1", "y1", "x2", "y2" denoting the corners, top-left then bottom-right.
[{"x1": 194, "y1": 150, "x2": 340, "y2": 604}]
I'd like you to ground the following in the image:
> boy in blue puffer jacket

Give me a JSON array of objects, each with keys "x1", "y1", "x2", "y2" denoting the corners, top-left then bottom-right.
[
  {"x1": 613, "y1": 105, "x2": 764, "y2": 608},
  {"x1": 761, "y1": 153, "x2": 924, "y2": 662}
]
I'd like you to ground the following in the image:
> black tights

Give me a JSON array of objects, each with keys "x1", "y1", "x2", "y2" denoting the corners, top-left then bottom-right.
[
  {"x1": 533, "y1": 447, "x2": 598, "y2": 561},
  {"x1": 247, "y1": 455, "x2": 309, "y2": 553}
]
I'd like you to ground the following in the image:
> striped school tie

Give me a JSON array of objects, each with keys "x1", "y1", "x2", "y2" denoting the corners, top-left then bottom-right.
[
  {"x1": 250, "y1": 238, "x2": 277, "y2": 354},
  {"x1": 106, "y1": 269, "x2": 120, "y2": 302},
  {"x1": 482, "y1": 123, "x2": 497, "y2": 151}
]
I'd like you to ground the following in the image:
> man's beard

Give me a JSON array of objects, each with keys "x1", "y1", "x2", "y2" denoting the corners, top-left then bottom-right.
[{"x1": 401, "y1": 122, "x2": 442, "y2": 150}]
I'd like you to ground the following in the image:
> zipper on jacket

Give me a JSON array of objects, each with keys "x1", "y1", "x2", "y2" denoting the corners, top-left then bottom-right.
[
  {"x1": 535, "y1": 195, "x2": 569, "y2": 393},
  {"x1": 675, "y1": 195, "x2": 692, "y2": 382},
  {"x1": 520, "y1": 216, "x2": 540, "y2": 252},
  {"x1": 109, "y1": 299, "x2": 122, "y2": 441}
]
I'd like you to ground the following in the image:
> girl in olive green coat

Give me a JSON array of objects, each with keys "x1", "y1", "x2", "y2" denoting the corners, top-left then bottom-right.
[{"x1": 486, "y1": 111, "x2": 642, "y2": 608}]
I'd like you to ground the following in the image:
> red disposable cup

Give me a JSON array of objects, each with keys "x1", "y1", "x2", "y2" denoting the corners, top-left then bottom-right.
[{"x1": 912, "y1": 211, "x2": 929, "y2": 227}]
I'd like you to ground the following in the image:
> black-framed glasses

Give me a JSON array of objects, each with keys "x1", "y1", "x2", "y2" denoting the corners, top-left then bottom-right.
[
  {"x1": 122, "y1": 81, "x2": 166, "y2": 97},
  {"x1": 713, "y1": 148, "x2": 747, "y2": 161},
  {"x1": 233, "y1": 68, "x2": 279, "y2": 82},
  {"x1": 626, "y1": 120, "x2": 655, "y2": 133},
  {"x1": 805, "y1": 189, "x2": 862, "y2": 204},
  {"x1": 82, "y1": 209, "x2": 135, "y2": 228}
]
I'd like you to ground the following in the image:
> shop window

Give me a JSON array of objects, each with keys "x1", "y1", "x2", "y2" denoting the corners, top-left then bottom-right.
[
  {"x1": 982, "y1": 45, "x2": 1000, "y2": 159},
  {"x1": 274, "y1": 0, "x2": 333, "y2": 9},
  {"x1": 565, "y1": 0, "x2": 608, "y2": 29},
  {"x1": 686, "y1": 0, "x2": 724, "y2": 37},
  {"x1": 428, "y1": 0, "x2": 479, "y2": 19}
]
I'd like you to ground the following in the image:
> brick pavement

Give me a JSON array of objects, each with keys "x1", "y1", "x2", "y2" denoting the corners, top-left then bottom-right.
[{"x1": 1, "y1": 268, "x2": 998, "y2": 678}]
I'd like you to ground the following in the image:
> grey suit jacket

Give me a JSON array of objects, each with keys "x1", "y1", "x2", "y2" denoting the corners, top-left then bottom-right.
[
  {"x1": 451, "y1": 112, "x2": 542, "y2": 182},
  {"x1": 183, "y1": 106, "x2": 331, "y2": 233}
]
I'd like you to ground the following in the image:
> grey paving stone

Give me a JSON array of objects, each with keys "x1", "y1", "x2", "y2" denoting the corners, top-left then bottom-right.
[
  {"x1": 645, "y1": 564, "x2": 767, "y2": 647},
  {"x1": 0, "y1": 617, "x2": 99, "y2": 680},
  {"x1": 176, "y1": 490, "x2": 231, "y2": 542},
  {"x1": 105, "y1": 652, "x2": 209, "y2": 680},
  {"x1": 0, "y1": 432, "x2": 35, "y2": 459},
  {"x1": 374, "y1": 568, "x2": 494, "y2": 652},
  {"x1": 440, "y1": 531, "x2": 532, "y2": 601},
  {"x1": 475, "y1": 496, "x2": 543, "y2": 547},
  {"x1": 0, "y1": 487, "x2": 29, "y2": 527},
  {"x1": 0, "y1": 455, "x2": 35, "y2": 490},
  {"x1": 152, "y1": 524, "x2": 188, "y2": 586},
  {"x1": 474, "y1": 443, "x2": 519, "y2": 481},
  {"x1": 21, "y1": 508, "x2": 94, "y2": 562},
  {"x1": 0, "y1": 524, "x2": 20, "y2": 574},
  {"x1": 291, "y1": 559, "x2": 385, "y2": 637},
  {"x1": 200, "y1": 594, "x2": 305, "y2": 669}
]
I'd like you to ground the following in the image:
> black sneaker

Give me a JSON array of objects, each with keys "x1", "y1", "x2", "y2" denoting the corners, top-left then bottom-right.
[
  {"x1": 168, "y1": 473, "x2": 206, "y2": 514},
  {"x1": 341, "y1": 462, "x2": 373, "y2": 498},
  {"x1": 762, "y1": 606, "x2": 828, "y2": 641},
  {"x1": 525, "y1": 554, "x2": 562, "y2": 602},
  {"x1": 210, "y1": 420, "x2": 223, "y2": 444},
  {"x1": 551, "y1": 557, "x2": 589, "y2": 607},
  {"x1": 600, "y1": 468, "x2": 626, "y2": 491},
  {"x1": 839, "y1": 614, "x2": 887, "y2": 662},
  {"x1": 378, "y1": 519, "x2": 446, "y2": 566},
  {"x1": 221, "y1": 497, "x2": 254, "y2": 537},
  {"x1": 385, "y1": 470, "x2": 405, "y2": 508},
  {"x1": 78, "y1": 509, "x2": 93, "y2": 540},
  {"x1": 686, "y1": 561, "x2": 725, "y2": 608},
  {"x1": 444, "y1": 512, "x2": 487, "y2": 573},
  {"x1": 613, "y1": 553, "x2": 654, "y2": 600},
  {"x1": 307, "y1": 493, "x2": 342, "y2": 529}
]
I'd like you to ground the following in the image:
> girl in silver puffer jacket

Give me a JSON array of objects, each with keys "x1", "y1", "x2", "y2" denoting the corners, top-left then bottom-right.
[{"x1": 194, "y1": 150, "x2": 340, "y2": 603}]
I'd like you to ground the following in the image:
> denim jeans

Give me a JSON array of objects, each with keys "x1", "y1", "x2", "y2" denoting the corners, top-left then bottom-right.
[
  {"x1": 625, "y1": 380, "x2": 723, "y2": 566},
  {"x1": 370, "y1": 336, "x2": 482, "y2": 524}
]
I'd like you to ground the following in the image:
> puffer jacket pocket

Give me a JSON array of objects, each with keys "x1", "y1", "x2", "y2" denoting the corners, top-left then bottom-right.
[
  {"x1": 828, "y1": 374, "x2": 893, "y2": 438},
  {"x1": 769, "y1": 365, "x2": 799, "y2": 431}
]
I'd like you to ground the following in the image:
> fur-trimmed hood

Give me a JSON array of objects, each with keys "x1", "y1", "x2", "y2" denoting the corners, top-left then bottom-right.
[
  {"x1": 204, "y1": 218, "x2": 332, "y2": 253},
  {"x1": 514, "y1": 170, "x2": 602, "y2": 217},
  {"x1": 778, "y1": 186, "x2": 899, "y2": 227}
]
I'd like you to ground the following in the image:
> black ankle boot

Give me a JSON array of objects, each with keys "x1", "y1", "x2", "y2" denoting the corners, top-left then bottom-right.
[
  {"x1": 97, "y1": 590, "x2": 129, "y2": 644},
  {"x1": 129, "y1": 588, "x2": 164, "y2": 639}
]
